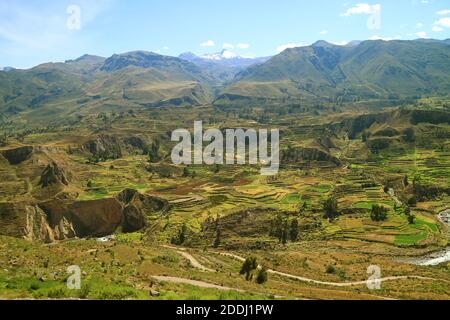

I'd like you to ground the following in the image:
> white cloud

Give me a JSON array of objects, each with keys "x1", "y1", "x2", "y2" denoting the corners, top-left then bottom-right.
[
  {"x1": 319, "y1": 30, "x2": 329, "y2": 35},
  {"x1": 434, "y1": 17, "x2": 450, "y2": 28},
  {"x1": 341, "y1": 3, "x2": 380, "y2": 16},
  {"x1": 276, "y1": 43, "x2": 304, "y2": 53},
  {"x1": 415, "y1": 31, "x2": 428, "y2": 38},
  {"x1": 421, "y1": 0, "x2": 429, "y2": 4},
  {"x1": 223, "y1": 43, "x2": 234, "y2": 49},
  {"x1": 437, "y1": 9, "x2": 450, "y2": 15},
  {"x1": 369, "y1": 35, "x2": 401, "y2": 41},
  {"x1": 162, "y1": 46, "x2": 169, "y2": 50},
  {"x1": 236, "y1": 43, "x2": 250, "y2": 49},
  {"x1": 200, "y1": 40, "x2": 215, "y2": 47},
  {"x1": 432, "y1": 17, "x2": 450, "y2": 32},
  {"x1": 416, "y1": 22, "x2": 423, "y2": 28}
]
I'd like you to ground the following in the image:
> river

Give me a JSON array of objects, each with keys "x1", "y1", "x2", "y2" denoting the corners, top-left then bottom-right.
[{"x1": 410, "y1": 209, "x2": 450, "y2": 266}]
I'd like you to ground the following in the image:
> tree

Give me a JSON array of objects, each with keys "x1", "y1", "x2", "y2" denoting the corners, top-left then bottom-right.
[
  {"x1": 240, "y1": 257, "x2": 258, "y2": 281},
  {"x1": 323, "y1": 197, "x2": 339, "y2": 220},
  {"x1": 213, "y1": 227, "x2": 221, "y2": 248},
  {"x1": 271, "y1": 215, "x2": 284, "y2": 242},
  {"x1": 403, "y1": 175, "x2": 409, "y2": 187},
  {"x1": 256, "y1": 266, "x2": 268, "y2": 284},
  {"x1": 362, "y1": 130, "x2": 370, "y2": 142},
  {"x1": 281, "y1": 225, "x2": 288, "y2": 245},
  {"x1": 408, "y1": 196, "x2": 417, "y2": 207},
  {"x1": 370, "y1": 204, "x2": 388, "y2": 222},
  {"x1": 148, "y1": 139, "x2": 161, "y2": 163},
  {"x1": 182, "y1": 166, "x2": 190, "y2": 177},
  {"x1": 171, "y1": 223, "x2": 187, "y2": 245},
  {"x1": 408, "y1": 214, "x2": 416, "y2": 225},
  {"x1": 404, "y1": 128, "x2": 416, "y2": 143},
  {"x1": 404, "y1": 206, "x2": 411, "y2": 215},
  {"x1": 0, "y1": 133, "x2": 7, "y2": 147},
  {"x1": 289, "y1": 219, "x2": 299, "y2": 241}
]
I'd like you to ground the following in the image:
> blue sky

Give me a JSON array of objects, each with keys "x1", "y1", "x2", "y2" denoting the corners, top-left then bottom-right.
[{"x1": 1, "y1": 0, "x2": 450, "y2": 68}]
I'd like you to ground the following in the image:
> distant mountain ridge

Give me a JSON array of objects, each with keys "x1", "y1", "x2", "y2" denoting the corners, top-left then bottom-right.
[
  {"x1": 1, "y1": 39, "x2": 450, "y2": 123},
  {"x1": 178, "y1": 50, "x2": 271, "y2": 83},
  {"x1": 217, "y1": 39, "x2": 450, "y2": 106},
  {"x1": 0, "y1": 50, "x2": 214, "y2": 121}
]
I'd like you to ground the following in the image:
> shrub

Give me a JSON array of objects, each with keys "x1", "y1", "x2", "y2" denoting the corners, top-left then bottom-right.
[
  {"x1": 256, "y1": 267, "x2": 268, "y2": 285},
  {"x1": 326, "y1": 265, "x2": 336, "y2": 274},
  {"x1": 323, "y1": 197, "x2": 339, "y2": 220},
  {"x1": 370, "y1": 204, "x2": 388, "y2": 222},
  {"x1": 240, "y1": 257, "x2": 258, "y2": 281}
]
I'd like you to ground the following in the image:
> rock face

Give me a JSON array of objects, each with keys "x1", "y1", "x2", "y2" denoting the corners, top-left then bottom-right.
[
  {"x1": 0, "y1": 202, "x2": 54, "y2": 242},
  {"x1": 38, "y1": 198, "x2": 123, "y2": 238},
  {"x1": 117, "y1": 189, "x2": 168, "y2": 232},
  {"x1": 39, "y1": 161, "x2": 69, "y2": 187},
  {"x1": 0, "y1": 146, "x2": 34, "y2": 165},
  {"x1": 69, "y1": 198, "x2": 124, "y2": 237},
  {"x1": 282, "y1": 147, "x2": 341, "y2": 166},
  {"x1": 82, "y1": 135, "x2": 122, "y2": 160},
  {"x1": 0, "y1": 190, "x2": 168, "y2": 242},
  {"x1": 122, "y1": 136, "x2": 148, "y2": 154}
]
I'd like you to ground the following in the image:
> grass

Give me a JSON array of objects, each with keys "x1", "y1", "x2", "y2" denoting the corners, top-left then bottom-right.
[{"x1": 0, "y1": 105, "x2": 449, "y2": 300}]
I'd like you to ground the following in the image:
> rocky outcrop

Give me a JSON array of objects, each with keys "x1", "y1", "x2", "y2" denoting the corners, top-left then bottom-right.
[
  {"x1": 69, "y1": 198, "x2": 123, "y2": 237},
  {"x1": 0, "y1": 146, "x2": 34, "y2": 165},
  {"x1": 0, "y1": 202, "x2": 54, "y2": 242},
  {"x1": 39, "y1": 198, "x2": 123, "y2": 238},
  {"x1": 117, "y1": 189, "x2": 168, "y2": 232},
  {"x1": 82, "y1": 135, "x2": 122, "y2": 160},
  {"x1": 122, "y1": 136, "x2": 148, "y2": 154},
  {"x1": 39, "y1": 161, "x2": 69, "y2": 187},
  {"x1": 0, "y1": 190, "x2": 168, "y2": 242},
  {"x1": 282, "y1": 147, "x2": 341, "y2": 166}
]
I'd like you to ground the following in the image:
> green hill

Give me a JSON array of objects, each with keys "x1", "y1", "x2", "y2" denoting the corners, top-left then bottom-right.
[
  {"x1": 0, "y1": 51, "x2": 213, "y2": 124},
  {"x1": 217, "y1": 40, "x2": 450, "y2": 106}
]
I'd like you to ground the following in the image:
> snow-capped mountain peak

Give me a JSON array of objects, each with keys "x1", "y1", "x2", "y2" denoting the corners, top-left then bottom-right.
[{"x1": 202, "y1": 49, "x2": 240, "y2": 60}]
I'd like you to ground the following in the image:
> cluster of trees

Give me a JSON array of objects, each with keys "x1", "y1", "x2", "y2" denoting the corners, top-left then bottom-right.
[
  {"x1": 323, "y1": 196, "x2": 339, "y2": 221},
  {"x1": 240, "y1": 257, "x2": 268, "y2": 284},
  {"x1": 0, "y1": 133, "x2": 7, "y2": 147},
  {"x1": 270, "y1": 215, "x2": 300, "y2": 244},
  {"x1": 404, "y1": 207, "x2": 416, "y2": 225},
  {"x1": 370, "y1": 204, "x2": 388, "y2": 222},
  {"x1": 148, "y1": 139, "x2": 161, "y2": 163},
  {"x1": 171, "y1": 223, "x2": 187, "y2": 245}
]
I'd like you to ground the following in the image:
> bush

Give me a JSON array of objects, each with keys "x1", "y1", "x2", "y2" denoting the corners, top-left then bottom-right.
[
  {"x1": 256, "y1": 267, "x2": 268, "y2": 284},
  {"x1": 240, "y1": 257, "x2": 258, "y2": 281},
  {"x1": 370, "y1": 204, "x2": 388, "y2": 222},
  {"x1": 323, "y1": 197, "x2": 339, "y2": 220},
  {"x1": 79, "y1": 283, "x2": 91, "y2": 299},
  {"x1": 326, "y1": 265, "x2": 336, "y2": 274},
  {"x1": 408, "y1": 196, "x2": 417, "y2": 207},
  {"x1": 408, "y1": 215, "x2": 416, "y2": 225}
]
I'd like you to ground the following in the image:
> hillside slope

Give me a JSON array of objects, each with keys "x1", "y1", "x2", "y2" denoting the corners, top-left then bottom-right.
[{"x1": 217, "y1": 40, "x2": 450, "y2": 106}]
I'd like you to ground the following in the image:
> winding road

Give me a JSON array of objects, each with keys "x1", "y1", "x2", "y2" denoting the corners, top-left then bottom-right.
[
  {"x1": 214, "y1": 251, "x2": 443, "y2": 287},
  {"x1": 163, "y1": 246, "x2": 447, "y2": 288}
]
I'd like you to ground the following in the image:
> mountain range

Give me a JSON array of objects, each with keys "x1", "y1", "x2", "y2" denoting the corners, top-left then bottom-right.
[
  {"x1": 179, "y1": 50, "x2": 271, "y2": 83},
  {"x1": 218, "y1": 39, "x2": 450, "y2": 106},
  {"x1": 1, "y1": 39, "x2": 450, "y2": 123}
]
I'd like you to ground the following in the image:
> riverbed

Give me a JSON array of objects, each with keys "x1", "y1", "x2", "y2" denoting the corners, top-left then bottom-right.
[{"x1": 408, "y1": 209, "x2": 450, "y2": 266}]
